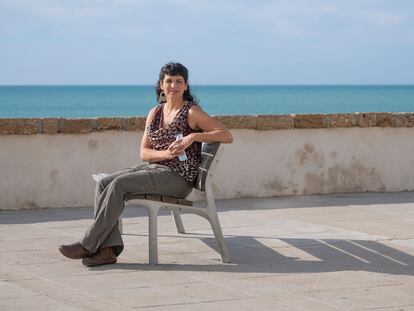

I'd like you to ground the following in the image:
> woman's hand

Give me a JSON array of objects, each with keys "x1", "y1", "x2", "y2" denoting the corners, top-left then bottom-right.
[
  {"x1": 161, "y1": 149, "x2": 177, "y2": 161},
  {"x1": 167, "y1": 134, "x2": 193, "y2": 157}
]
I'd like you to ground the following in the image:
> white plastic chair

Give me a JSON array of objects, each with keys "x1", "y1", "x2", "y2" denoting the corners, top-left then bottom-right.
[{"x1": 121, "y1": 142, "x2": 230, "y2": 265}]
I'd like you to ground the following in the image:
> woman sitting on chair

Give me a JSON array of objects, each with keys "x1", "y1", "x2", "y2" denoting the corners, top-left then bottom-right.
[{"x1": 59, "y1": 62, "x2": 233, "y2": 267}]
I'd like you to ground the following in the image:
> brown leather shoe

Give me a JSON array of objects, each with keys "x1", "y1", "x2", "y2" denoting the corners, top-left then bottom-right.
[
  {"x1": 82, "y1": 247, "x2": 117, "y2": 267},
  {"x1": 59, "y1": 242, "x2": 92, "y2": 259}
]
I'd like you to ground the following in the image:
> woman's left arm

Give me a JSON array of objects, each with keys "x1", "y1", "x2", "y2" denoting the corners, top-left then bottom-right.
[
  {"x1": 187, "y1": 105, "x2": 233, "y2": 143},
  {"x1": 169, "y1": 105, "x2": 233, "y2": 155}
]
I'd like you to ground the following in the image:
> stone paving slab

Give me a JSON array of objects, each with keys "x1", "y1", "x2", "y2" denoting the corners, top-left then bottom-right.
[{"x1": 1, "y1": 192, "x2": 414, "y2": 311}]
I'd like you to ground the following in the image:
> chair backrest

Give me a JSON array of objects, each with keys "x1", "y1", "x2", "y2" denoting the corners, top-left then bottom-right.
[{"x1": 194, "y1": 142, "x2": 221, "y2": 191}]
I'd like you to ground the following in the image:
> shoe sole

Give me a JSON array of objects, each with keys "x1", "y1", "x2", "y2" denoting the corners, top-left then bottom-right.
[{"x1": 82, "y1": 257, "x2": 117, "y2": 267}]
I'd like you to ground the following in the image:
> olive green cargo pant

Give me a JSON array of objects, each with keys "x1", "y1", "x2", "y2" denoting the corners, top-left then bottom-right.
[{"x1": 80, "y1": 164, "x2": 193, "y2": 256}]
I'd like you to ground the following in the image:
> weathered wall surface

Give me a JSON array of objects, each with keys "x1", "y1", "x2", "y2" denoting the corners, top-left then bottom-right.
[
  {"x1": 1, "y1": 113, "x2": 414, "y2": 210},
  {"x1": 213, "y1": 127, "x2": 414, "y2": 199},
  {"x1": 0, "y1": 132, "x2": 140, "y2": 210}
]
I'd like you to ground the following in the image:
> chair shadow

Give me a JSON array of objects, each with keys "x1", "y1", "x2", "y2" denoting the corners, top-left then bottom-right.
[{"x1": 92, "y1": 235, "x2": 414, "y2": 276}]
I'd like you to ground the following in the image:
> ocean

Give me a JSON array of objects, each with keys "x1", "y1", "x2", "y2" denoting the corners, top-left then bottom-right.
[{"x1": 0, "y1": 85, "x2": 413, "y2": 118}]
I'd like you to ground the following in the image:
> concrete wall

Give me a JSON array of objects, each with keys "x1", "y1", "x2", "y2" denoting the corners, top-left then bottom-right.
[{"x1": 1, "y1": 125, "x2": 414, "y2": 210}]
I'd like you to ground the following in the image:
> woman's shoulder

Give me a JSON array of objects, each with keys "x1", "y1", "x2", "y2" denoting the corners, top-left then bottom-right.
[
  {"x1": 187, "y1": 102, "x2": 213, "y2": 130},
  {"x1": 146, "y1": 105, "x2": 162, "y2": 125},
  {"x1": 149, "y1": 104, "x2": 164, "y2": 116},
  {"x1": 189, "y1": 103, "x2": 211, "y2": 119},
  {"x1": 188, "y1": 102, "x2": 203, "y2": 114},
  {"x1": 148, "y1": 105, "x2": 158, "y2": 114}
]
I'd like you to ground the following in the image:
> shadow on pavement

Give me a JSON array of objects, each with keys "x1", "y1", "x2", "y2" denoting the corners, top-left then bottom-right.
[{"x1": 94, "y1": 236, "x2": 414, "y2": 276}]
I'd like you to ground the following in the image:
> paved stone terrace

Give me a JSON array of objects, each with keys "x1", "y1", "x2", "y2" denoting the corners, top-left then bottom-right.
[{"x1": 1, "y1": 192, "x2": 414, "y2": 310}]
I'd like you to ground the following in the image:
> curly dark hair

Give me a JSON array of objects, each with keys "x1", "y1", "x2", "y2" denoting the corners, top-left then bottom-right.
[{"x1": 155, "y1": 62, "x2": 197, "y2": 104}]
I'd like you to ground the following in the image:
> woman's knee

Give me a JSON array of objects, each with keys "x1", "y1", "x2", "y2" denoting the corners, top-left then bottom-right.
[
  {"x1": 110, "y1": 171, "x2": 153, "y2": 195},
  {"x1": 110, "y1": 176, "x2": 128, "y2": 192},
  {"x1": 96, "y1": 180, "x2": 105, "y2": 190}
]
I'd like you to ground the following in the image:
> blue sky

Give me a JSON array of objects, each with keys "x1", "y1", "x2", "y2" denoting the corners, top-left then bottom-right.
[{"x1": 1, "y1": 0, "x2": 414, "y2": 85}]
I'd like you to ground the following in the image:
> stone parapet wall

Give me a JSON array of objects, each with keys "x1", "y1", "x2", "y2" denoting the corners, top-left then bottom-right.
[
  {"x1": 1, "y1": 112, "x2": 414, "y2": 210},
  {"x1": 1, "y1": 112, "x2": 414, "y2": 135}
]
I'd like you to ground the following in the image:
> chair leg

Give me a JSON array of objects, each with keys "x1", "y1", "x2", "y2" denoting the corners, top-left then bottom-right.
[
  {"x1": 172, "y1": 210, "x2": 185, "y2": 234},
  {"x1": 203, "y1": 175, "x2": 230, "y2": 263},
  {"x1": 118, "y1": 217, "x2": 123, "y2": 235},
  {"x1": 204, "y1": 189, "x2": 230, "y2": 263},
  {"x1": 208, "y1": 213, "x2": 231, "y2": 263},
  {"x1": 148, "y1": 207, "x2": 160, "y2": 265}
]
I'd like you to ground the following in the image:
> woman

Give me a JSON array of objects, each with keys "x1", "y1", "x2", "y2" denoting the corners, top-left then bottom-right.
[{"x1": 59, "y1": 62, "x2": 233, "y2": 266}]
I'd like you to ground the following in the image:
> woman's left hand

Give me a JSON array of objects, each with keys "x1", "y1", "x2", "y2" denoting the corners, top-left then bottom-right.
[{"x1": 168, "y1": 134, "x2": 193, "y2": 156}]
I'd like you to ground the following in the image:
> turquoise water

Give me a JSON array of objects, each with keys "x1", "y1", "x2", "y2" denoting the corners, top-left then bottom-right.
[{"x1": 0, "y1": 85, "x2": 413, "y2": 118}]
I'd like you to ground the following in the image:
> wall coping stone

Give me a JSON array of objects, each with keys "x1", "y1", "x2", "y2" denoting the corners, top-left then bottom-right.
[{"x1": 0, "y1": 112, "x2": 413, "y2": 135}]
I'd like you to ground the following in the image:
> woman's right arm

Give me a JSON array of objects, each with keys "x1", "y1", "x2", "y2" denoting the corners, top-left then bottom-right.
[{"x1": 140, "y1": 107, "x2": 177, "y2": 162}]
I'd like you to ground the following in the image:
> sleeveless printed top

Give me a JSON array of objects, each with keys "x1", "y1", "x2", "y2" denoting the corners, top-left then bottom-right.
[{"x1": 147, "y1": 101, "x2": 202, "y2": 182}]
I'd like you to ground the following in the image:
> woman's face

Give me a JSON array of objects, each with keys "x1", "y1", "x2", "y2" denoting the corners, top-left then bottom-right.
[{"x1": 160, "y1": 74, "x2": 188, "y2": 100}]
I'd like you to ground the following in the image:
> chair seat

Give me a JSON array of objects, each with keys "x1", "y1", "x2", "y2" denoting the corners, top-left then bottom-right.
[{"x1": 125, "y1": 193, "x2": 193, "y2": 206}]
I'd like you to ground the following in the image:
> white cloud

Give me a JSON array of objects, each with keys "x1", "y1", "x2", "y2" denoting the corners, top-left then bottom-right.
[
  {"x1": 0, "y1": 0, "x2": 149, "y2": 20},
  {"x1": 360, "y1": 9, "x2": 407, "y2": 26},
  {"x1": 236, "y1": 1, "x2": 338, "y2": 37}
]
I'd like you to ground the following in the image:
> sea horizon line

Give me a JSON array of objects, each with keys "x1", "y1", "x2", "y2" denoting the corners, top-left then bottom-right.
[{"x1": 1, "y1": 84, "x2": 414, "y2": 87}]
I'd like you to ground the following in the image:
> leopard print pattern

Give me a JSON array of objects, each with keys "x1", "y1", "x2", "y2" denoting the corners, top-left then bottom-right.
[{"x1": 147, "y1": 101, "x2": 202, "y2": 182}]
